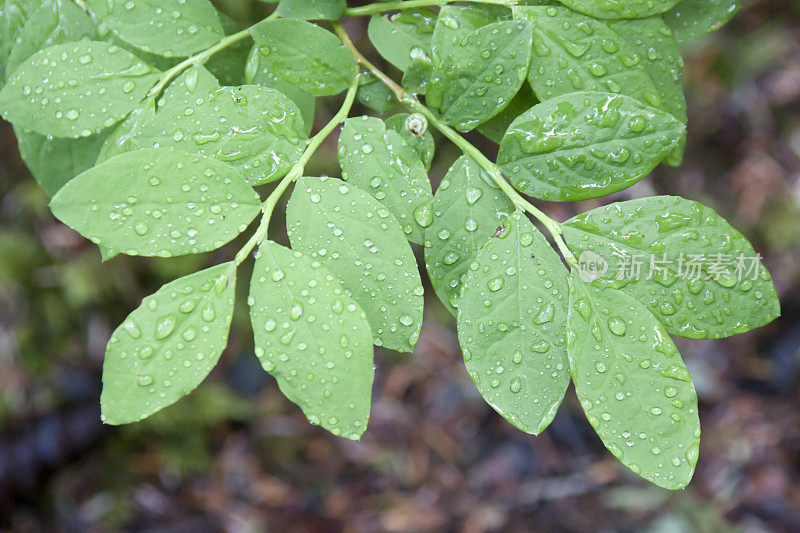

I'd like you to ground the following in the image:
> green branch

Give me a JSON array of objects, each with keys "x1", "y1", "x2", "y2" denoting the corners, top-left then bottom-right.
[
  {"x1": 405, "y1": 101, "x2": 576, "y2": 264},
  {"x1": 343, "y1": 0, "x2": 518, "y2": 17},
  {"x1": 234, "y1": 79, "x2": 360, "y2": 266},
  {"x1": 146, "y1": 14, "x2": 274, "y2": 100},
  {"x1": 333, "y1": 22, "x2": 576, "y2": 266}
]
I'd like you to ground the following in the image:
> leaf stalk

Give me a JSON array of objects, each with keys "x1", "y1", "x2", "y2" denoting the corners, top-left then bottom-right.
[
  {"x1": 343, "y1": 0, "x2": 518, "y2": 17},
  {"x1": 333, "y1": 21, "x2": 577, "y2": 266},
  {"x1": 234, "y1": 78, "x2": 360, "y2": 266}
]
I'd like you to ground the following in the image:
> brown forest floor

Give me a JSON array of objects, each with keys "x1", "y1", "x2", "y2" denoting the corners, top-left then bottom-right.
[{"x1": 1, "y1": 1, "x2": 799, "y2": 531}]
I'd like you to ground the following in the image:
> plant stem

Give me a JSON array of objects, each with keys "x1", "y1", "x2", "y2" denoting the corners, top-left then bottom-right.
[
  {"x1": 334, "y1": 23, "x2": 577, "y2": 266},
  {"x1": 234, "y1": 79, "x2": 360, "y2": 266},
  {"x1": 333, "y1": 21, "x2": 405, "y2": 101},
  {"x1": 146, "y1": 13, "x2": 275, "y2": 100},
  {"x1": 408, "y1": 101, "x2": 577, "y2": 264},
  {"x1": 343, "y1": 0, "x2": 517, "y2": 17}
]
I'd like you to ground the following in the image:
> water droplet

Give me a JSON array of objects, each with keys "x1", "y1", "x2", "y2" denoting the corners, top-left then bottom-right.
[
  {"x1": 413, "y1": 202, "x2": 433, "y2": 228},
  {"x1": 607, "y1": 317, "x2": 626, "y2": 336},
  {"x1": 487, "y1": 276, "x2": 504, "y2": 292},
  {"x1": 201, "y1": 303, "x2": 215, "y2": 322},
  {"x1": 122, "y1": 320, "x2": 142, "y2": 339}
]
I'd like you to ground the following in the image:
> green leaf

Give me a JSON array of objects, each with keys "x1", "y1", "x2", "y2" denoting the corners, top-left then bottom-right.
[
  {"x1": 605, "y1": 16, "x2": 687, "y2": 166},
  {"x1": 557, "y1": 0, "x2": 680, "y2": 19},
  {"x1": 205, "y1": 12, "x2": 252, "y2": 86},
  {"x1": 13, "y1": 125, "x2": 110, "y2": 196},
  {"x1": 562, "y1": 196, "x2": 781, "y2": 339},
  {"x1": 86, "y1": 0, "x2": 224, "y2": 57},
  {"x1": 457, "y1": 211, "x2": 570, "y2": 434},
  {"x1": 249, "y1": 241, "x2": 374, "y2": 440},
  {"x1": 424, "y1": 155, "x2": 514, "y2": 314},
  {"x1": 664, "y1": 0, "x2": 741, "y2": 44},
  {"x1": 405, "y1": 3, "x2": 508, "y2": 96},
  {"x1": 566, "y1": 271, "x2": 700, "y2": 489},
  {"x1": 50, "y1": 148, "x2": 261, "y2": 257},
  {"x1": 158, "y1": 63, "x2": 221, "y2": 107},
  {"x1": 385, "y1": 112, "x2": 435, "y2": 169},
  {"x1": 118, "y1": 81, "x2": 308, "y2": 185},
  {"x1": 477, "y1": 82, "x2": 538, "y2": 144},
  {"x1": 338, "y1": 116, "x2": 433, "y2": 244},
  {"x1": 276, "y1": 0, "x2": 345, "y2": 21},
  {"x1": 100, "y1": 245, "x2": 118, "y2": 262},
  {"x1": 367, "y1": 8, "x2": 436, "y2": 71},
  {"x1": 103, "y1": 31, "x2": 180, "y2": 72},
  {"x1": 287, "y1": 177, "x2": 424, "y2": 353},
  {"x1": 497, "y1": 92, "x2": 685, "y2": 201},
  {"x1": 427, "y1": 20, "x2": 532, "y2": 131},
  {"x1": 356, "y1": 75, "x2": 397, "y2": 114},
  {"x1": 245, "y1": 44, "x2": 315, "y2": 136},
  {"x1": 401, "y1": 53, "x2": 434, "y2": 95},
  {"x1": 607, "y1": 17, "x2": 686, "y2": 124},
  {"x1": 0, "y1": 0, "x2": 39, "y2": 69},
  {"x1": 431, "y1": 4, "x2": 510, "y2": 54},
  {"x1": 0, "y1": 41, "x2": 160, "y2": 138},
  {"x1": 96, "y1": 96, "x2": 157, "y2": 162},
  {"x1": 97, "y1": 66, "x2": 219, "y2": 162},
  {"x1": 513, "y1": 6, "x2": 676, "y2": 122},
  {"x1": 6, "y1": 0, "x2": 97, "y2": 75},
  {"x1": 249, "y1": 19, "x2": 358, "y2": 97},
  {"x1": 101, "y1": 262, "x2": 236, "y2": 424}
]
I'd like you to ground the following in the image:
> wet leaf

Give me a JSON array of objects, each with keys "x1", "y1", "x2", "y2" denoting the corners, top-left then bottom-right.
[
  {"x1": 457, "y1": 211, "x2": 570, "y2": 434},
  {"x1": 6, "y1": 0, "x2": 96, "y2": 75},
  {"x1": 477, "y1": 82, "x2": 538, "y2": 144},
  {"x1": 401, "y1": 52, "x2": 434, "y2": 95},
  {"x1": 0, "y1": 0, "x2": 38, "y2": 69},
  {"x1": 607, "y1": 16, "x2": 686, "y2": 165},
  {"x1": 13, "y1": 125, "x2": 110, "y2": 196},
  {"x1": 498, "y1": 92, "x2": 685, "y2": 201},
  {"x1": 112, "y1": 74, "x2": 308, "y2": 185},
  {"x1": 276, "y1": 0, "x2": 345, "y2": 20},
  {"x1": 96, "y1": 96, "x2": 158, "y2": 162},
  {"x1": 427, "y1": 20, "x2": 533, "y2": 131},
  {"x1": 50, "y1": 148, "x2": 261, "y2": 257},
  {"x1": 431, "y1": 4, "x2": 510, "y2": 54},
  {"x1": 664, "y1": 0, "x2": 741, "y2": 44},
  {"x1": 424, "y1": 155, "x2": 515, "y2": 314},
  {"x1": 338, "y1": 116, "x2": 433, "y2": 244},
  {"x1": 356, "y1": 75, "x2": 396, "y2": 114},
  {"x1": 367, "y1": 8, "x2": 436, "y2": 71},
  {"x1": 249, "y1": 241, "x2": 374, "y2": 440},
  {"x1": 249, "y1": 19, "x2": 358, "y2": 96},
  {"x1": 287, "y1": 177, "x2": 424, "y2": 353},
  {"x1": 86, "y1": 0, "x2": 224, "y2": 57},
  {"x1": 567, "y1": 270, "x2": 700, "y2": 489},
  {"x1": 101, "y1": 262, "x2": 236, "y2": 424},
  {"x1": 385, "y1": 112, "x2": 435, "y2": 170},
  {"x1": 245, "y1": 44, "x2": 315, "y2": 136},
  {"x1": 607, "y1": 16, "x2": 686, "y2": 124},
  {"x1": 563, "y1": 196, "x2": 781, "y2": 339},
  {"x1": 204, "y1": 12, "x2": 251, "y2": 86},
  {"x1": 558, "y1": 0, "x2": 680, "y2": 19},
  {"x1": 513, "y1": 6, "x2": 676, "y2": 122},
  {"x1": 0, "y1": 41, "x2": 160, "y2": 138},
  {"x1": 97, "y1": 66, "x2": 219, "y2": 162},
  {"x1": 419, "y1": 3, "x2": 508, "y2": 96}
]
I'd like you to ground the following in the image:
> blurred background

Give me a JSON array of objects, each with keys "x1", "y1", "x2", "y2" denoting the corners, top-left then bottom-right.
[{"x1": 1, "y1": 0, "x2": 799, "y2": 531}]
